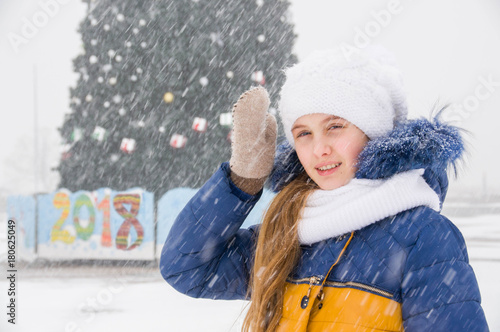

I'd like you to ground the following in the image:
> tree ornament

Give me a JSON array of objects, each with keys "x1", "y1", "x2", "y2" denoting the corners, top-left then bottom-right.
[
  {"x1": 108, "y1": 49, "x2": 116, "y2": 58},
  {"x1": 89, "y1": 55, "x2": 98, "y2": 64},
  {"x1": 71, "y1": 97, "x2": 81, "y2": 105},
  {"x1": 61, "y1": 151, "x2": 72, "y2": 161},
  {"x1": 226, "y1": 71, "x2": 234, "y2": 79},
  {"x1": 120, "y1": 138, "x2": 136, "y2": 153},
  {"x1": 136, "y1": 68, "x2": 143, "y2": 74},
  {"x1": 251, "y1": 71, "x2": 266, "y2": 85},
  {"x1": 92, "y1": 126, "x2": 107, "y2": 142},
  {"x1": 85, "y1": 94, "x2": 93, "y2": 102},
  {"x1": 109, "y1": 77, "x2": 117, "y2": 85},
  {"x1": 110, "y1": 154, "x2": 120, "y2": 162},
  {"x1": 103, "y1": 24, "x2": 110, "y2": 31},
  {"x1": 133, "y1": 28, "x2": 139, "y2": 34},
  {"x1": 159, "y1": 126, "x2": 165, "y2": 133},
  {"x1": 199, "y1": 76, "x2": 209, "y2": 87},
  {"x1": 138, "y1": 120, "x2": 145, "y2": 127},
  {"x1": 61, "y1": 143, "x2": 72, "y2": 160},
  {"x1": 139, "y1": 19, "x2": 147, "y2": 26},
  {"x1": 90, "y1": 18, "x2": 98, "y2": 26},
  {"x1": 130, "y1": 75, "x2": 138, "y2": 82},
  {"x1": 102, "y1": 64, "x2": 112, "y2": 73},
  {"x1": 163, "y1": 92, "x2": 174, "y2": 103},
  {"x1": 141, "y1": 42, "x2": 147, "y2": 48},
  {"x1": 71, "y1": 128, "x2": 83, "y2": 142},
  {"x1": 91, "y1": 39, "x2": 98, "y2": 46},
  {"x1": 219, "y1": 112, "x2": 232, "y2": 126},
  {"x1": 126, "y1": 41, "x2": 132, "y2": 48},
  {"x1": 113, "y1": 95, "x2": 122, "y2": 103},
  {"x1": 257, "y1": 34, "x2": 266, "y2": 43},
  {"x1": 256, "y1": 0, "x2": 264, "y2": 7},
  {"x1": 117, "y1": 14, "x2": 125, "y2": 22},
  {"x1": 98, "y1": 77, "x2": 104, "y2": 83},
  {"x1": 104, "y1": 101, "x2": 110, "y2": 108},
  {"x1": 118, "y1": 108, "x2": 126, "y2": 116},
  {"x1": 170, "y1": 134, "x2": 187, "y2": 148},
  {"x1": 115, "y1": 55, "x2": 122, "y2": 62},
  {"x1": 192, "y1": 117, "x2": 208, "y2": 132}
]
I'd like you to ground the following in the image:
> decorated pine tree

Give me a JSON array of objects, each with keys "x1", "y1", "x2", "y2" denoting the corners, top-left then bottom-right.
[{"x1": 57, "y1": 0, "x2": 296, "y2": 197}]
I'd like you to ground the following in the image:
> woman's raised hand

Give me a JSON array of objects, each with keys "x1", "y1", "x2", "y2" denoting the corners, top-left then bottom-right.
[{"x1": 229, "y1": 87, "x2": 277, "y2": 195}]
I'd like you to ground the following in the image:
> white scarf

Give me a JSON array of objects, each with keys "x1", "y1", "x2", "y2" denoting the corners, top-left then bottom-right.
[{"x1": 298, "y1": 169, "x2": 441, "y2": 245}]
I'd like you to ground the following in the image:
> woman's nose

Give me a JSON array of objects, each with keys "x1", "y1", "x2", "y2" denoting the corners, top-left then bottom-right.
[{"x1": 313, "y1": 138, "x2": 332, "y2": 157}]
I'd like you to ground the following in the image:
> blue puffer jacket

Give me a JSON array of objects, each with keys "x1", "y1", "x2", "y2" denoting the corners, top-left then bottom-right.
[{"x1": 160, "y1": 118, "x2": 489, "y2": 331}]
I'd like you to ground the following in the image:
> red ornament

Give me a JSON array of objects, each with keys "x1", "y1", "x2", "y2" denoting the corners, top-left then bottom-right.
[
  {"x1": 192, "y1": 117, "x2": 208, "y2": 132},
  {"x1": 60, "y1": 144, "x2": 72, "y2": 160},
  {"x1": 120, "y1": 138, "x2": 136, "y2": 153},
  {"x1": 61, "y1": 151, "x2": 72, "y2": 160},
  {"x1": 170, "y1": 134, "x2": 187, "y2": 148}
]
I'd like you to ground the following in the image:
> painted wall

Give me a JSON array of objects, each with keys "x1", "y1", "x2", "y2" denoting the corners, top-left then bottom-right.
[{"x1": 36, "y1": 188, "x2": 154, "y2": 260}]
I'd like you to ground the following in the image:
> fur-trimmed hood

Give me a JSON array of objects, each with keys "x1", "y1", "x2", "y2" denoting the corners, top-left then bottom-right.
[{"x1": 268, "y1": 116, "x2": 464, "y2": 205}]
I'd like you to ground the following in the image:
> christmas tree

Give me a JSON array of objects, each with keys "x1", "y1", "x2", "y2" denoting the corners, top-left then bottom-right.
[{"x1": 57, "y1": 0, "x2": 296, "y2": 197}]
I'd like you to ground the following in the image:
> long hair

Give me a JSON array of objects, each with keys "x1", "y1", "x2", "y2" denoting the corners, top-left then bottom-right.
[{"x1": 243, "y1": 172, "x2": 318, "y2": 332}]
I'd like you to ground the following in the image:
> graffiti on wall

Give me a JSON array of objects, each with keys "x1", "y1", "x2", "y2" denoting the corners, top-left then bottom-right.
[{"x1": 37, "y1": 188, "x2": 154, "y2": 260}]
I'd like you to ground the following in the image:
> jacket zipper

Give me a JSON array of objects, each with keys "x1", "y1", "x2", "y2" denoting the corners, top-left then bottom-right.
[
  {"x1": 300, "y1": 276, "x2": 321, "y2": 309},
  {"x1": 324, "y1": 280, "x2": 393, "y2": 298},
  {"x1": 289, "y1": 277, "x2": 393, "y2": 299}
]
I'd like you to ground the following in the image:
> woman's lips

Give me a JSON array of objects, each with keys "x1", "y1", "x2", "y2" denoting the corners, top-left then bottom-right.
[{"x1": 315, "y1": 162, "x2": 341, "y2": 176}]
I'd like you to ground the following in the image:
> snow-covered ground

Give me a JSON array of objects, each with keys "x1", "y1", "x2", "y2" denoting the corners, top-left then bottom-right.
[{"x1": 0, "y1": 212, "x2": 499, "y2": 331}]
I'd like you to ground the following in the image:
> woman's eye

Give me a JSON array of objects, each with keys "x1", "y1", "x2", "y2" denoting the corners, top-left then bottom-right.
[
  {"x1": 296, "y1": 131, "x2": 310, "y2": 138},
  {"x1": 328, "y1": 124, "x2": 344, "y2": 130}
]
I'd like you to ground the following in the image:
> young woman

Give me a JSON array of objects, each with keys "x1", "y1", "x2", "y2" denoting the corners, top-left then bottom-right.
[{"x1": 160, "y1": 47, "x2": 489, "y2": 331}]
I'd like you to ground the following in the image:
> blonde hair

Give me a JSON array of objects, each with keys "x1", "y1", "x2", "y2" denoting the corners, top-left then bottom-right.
[{"x1": 243, "y1": 172, "x2": 318, "y2": 331}]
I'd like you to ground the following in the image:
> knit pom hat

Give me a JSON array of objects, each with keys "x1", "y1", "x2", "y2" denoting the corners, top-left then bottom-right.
[{"x1": 279, "y1": 45, "x2": 408, "y2": 144}]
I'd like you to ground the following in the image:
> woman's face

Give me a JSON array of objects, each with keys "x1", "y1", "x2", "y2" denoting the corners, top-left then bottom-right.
[{"x1": 292, "y1": 113, "x2": 369, "y2": 190}]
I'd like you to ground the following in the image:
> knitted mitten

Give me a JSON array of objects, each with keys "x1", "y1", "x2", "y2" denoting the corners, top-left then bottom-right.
[{"x1": 230, "y1": 87, "x2": 277, "y2": 195}]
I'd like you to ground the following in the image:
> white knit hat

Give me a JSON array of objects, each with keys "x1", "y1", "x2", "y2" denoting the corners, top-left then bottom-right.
[{"x1": 279, "y1": 45, "x2": 408, "y2": 145}]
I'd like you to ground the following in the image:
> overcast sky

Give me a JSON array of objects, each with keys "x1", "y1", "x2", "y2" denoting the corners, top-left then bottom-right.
[{"x1": 1, "y1": 0, "x2": 499, "y2": 196}]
